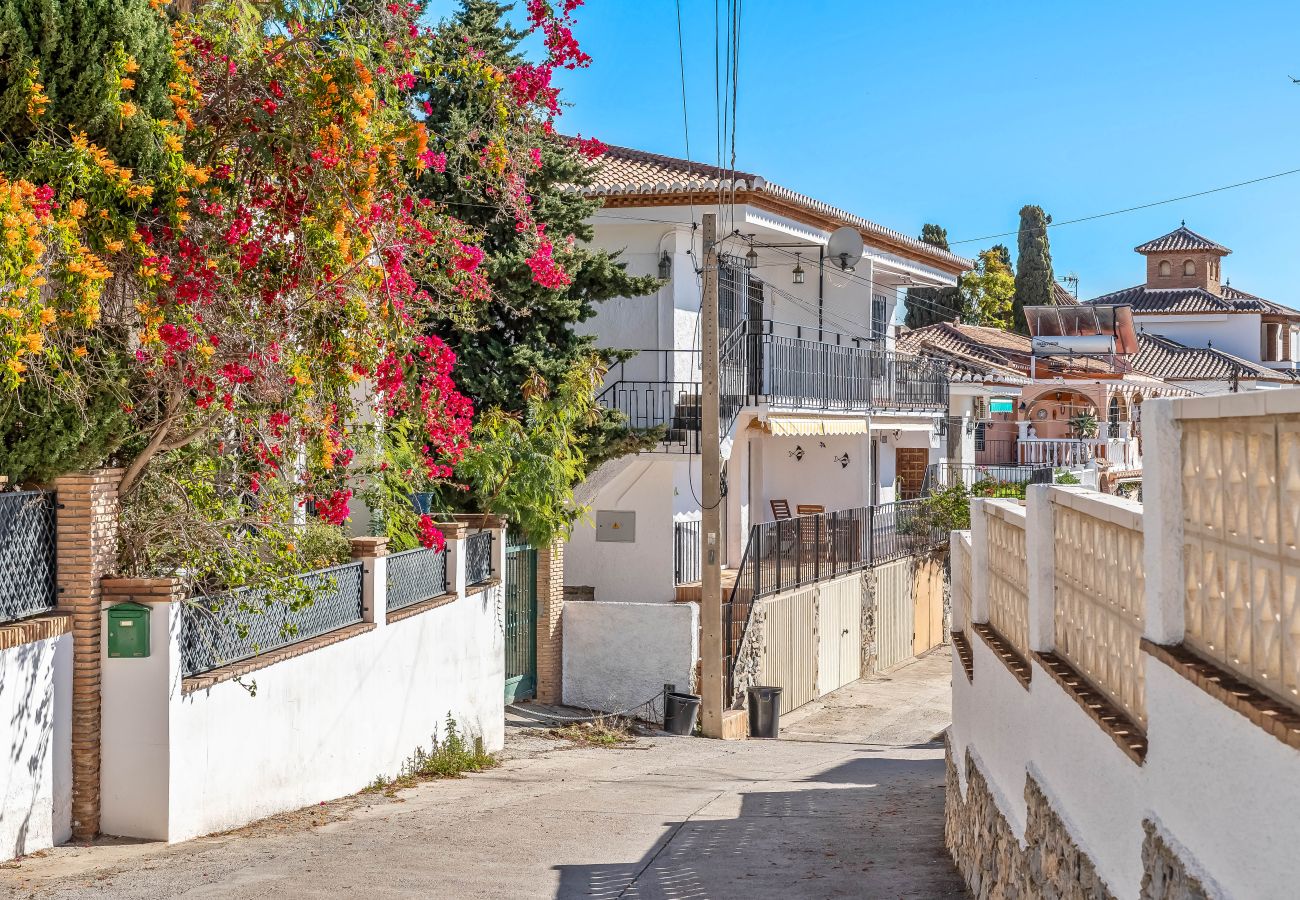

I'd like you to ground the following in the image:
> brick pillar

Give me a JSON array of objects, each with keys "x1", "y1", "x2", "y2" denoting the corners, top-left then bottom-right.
[
  {"x1": 535, "y1": 540, "x2": 564, "y2": 704},
  {"x1": 54, "y1": 468, "x2": 122, "y2": 842}
]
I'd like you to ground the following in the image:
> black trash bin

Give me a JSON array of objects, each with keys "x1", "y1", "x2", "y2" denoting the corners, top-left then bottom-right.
[
  {"x1": 663, "y1": 691, "x2": 701, "y2": 735},
  {"x1": 747, "y1": 686, "x2": 783, "y2": 738}
]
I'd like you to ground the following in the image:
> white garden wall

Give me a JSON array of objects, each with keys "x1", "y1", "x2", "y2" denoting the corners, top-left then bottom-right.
[
  {"x1": 100, "y1": 530, "x2": 506, "y2": 843},
  {"x1": 0, "y1": 633, "x2": 71, "y2": 860},
  {"x1": 561, "y1": 601, "x2": 698, "y2": 723},
  {"x1": 953, "y1": 394, "x2": 1300, "y2": 900}
]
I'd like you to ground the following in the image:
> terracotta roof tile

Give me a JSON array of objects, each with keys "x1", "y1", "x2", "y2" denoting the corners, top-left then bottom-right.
[
  {"x1": 1134, "y1": 225, "x2": 1231, "y2": 255},
  {"x1": 896, "y1": 322, "x2": 1032, "y2": 380},
  {"x1": 1052, "y1": 282, "x2": 1081, "y2": 306},
  {"x1": 1085, "y1": 284, "x2": 1299, "y2": 316},
  {"x1": 581, "y1": 143, "x2": 974, "y2": 271},
  {"x1": 1131, "y1": 332, "x2": 1290, "y2": 383}
]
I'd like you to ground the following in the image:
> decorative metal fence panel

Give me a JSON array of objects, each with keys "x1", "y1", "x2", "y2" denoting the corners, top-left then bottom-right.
[
  {"x1": 674, "y1": 519, "x2": 701, "y2": 585},
  {"x1": 0, "y1": 491, "x2": 57, "y2": 623},
  {"x1": 181, "y1": 562, "x2": 365, "y2": 677},
  {"x1": 465, "y1": 531, "x2": 493, "y2": 586},
  {"x1": 386, "y1": 546, "x2": 448, "y2": 613},
  {"x1": 504, "y1": 534, "x2": 537, "y2": 703},
  {"x1": 593, "y1": 380, "x2": 700, "y2": 454}
]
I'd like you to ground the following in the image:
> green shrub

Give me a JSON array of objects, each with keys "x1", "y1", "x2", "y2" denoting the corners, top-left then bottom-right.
[
  {"x1": 367, "y1": 715, "x2": 497, "y2": 795},
  {"x1": 970, "y1": 477, "x2": 1028, "y2": 500}
]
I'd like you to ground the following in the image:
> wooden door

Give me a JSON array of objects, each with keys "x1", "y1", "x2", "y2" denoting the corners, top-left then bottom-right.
[{"x1": 895, "y1": 448, "x2": 929, "y2": 500}]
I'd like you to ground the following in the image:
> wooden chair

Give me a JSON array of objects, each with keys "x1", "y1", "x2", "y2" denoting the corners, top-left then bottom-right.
[
  {"x1": 770, "y1": 499, "x2": 792, "y2": 521},
  {"x1": 795, "y1": 505, "x2": 826, "y2": 564}
]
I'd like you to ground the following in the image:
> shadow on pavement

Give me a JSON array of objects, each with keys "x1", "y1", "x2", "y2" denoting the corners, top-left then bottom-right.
[{"x1": 553, "y1": 755, "x2": 965, "y2": 899}]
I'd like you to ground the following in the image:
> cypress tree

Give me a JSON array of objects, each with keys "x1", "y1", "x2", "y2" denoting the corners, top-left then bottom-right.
[
  {"x1": 1013, "y1": 205, "x2": 1054, "y2": 333},
  {"x1": 903, "y1": 286, "x2": 962, "y2": 329}
]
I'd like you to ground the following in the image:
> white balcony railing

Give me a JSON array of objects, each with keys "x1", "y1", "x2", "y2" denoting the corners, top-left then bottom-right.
[{"x1": 1017, "y1": 436, "x2": 1141, "y2": 471}]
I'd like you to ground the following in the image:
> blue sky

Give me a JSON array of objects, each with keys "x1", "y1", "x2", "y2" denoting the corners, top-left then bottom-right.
[{"x1": 529, "y1": 0, "x2": 1300, "y2": 304}]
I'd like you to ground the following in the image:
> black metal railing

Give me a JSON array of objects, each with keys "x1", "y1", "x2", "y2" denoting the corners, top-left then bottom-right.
[
  {"x1": 0, "y1": 490, "x2": 57, "y2": 623},
  {"x1": 594, "y1": 380, "x2": 700, "y2": 453},
  {"x1": 746, "y1": 320, "x2": 948, "y2": 411},
  {"x1": 466, "y1": 531, "x2": 494, "y2": 585},
  {"x1": 595, "y1": 320, "x2": 948, "y2": 455},
  {"x1": 603, "y1": 349, "x2": 701, "y2": 385},
  {"x1": 386, "y1": 546, "x2": 449, "y2": 612},
  {"x1": 973, "y1": 436, "x2": 1020, "y2": 466},
  {"x1": 921, "y1": 463, "x2": 1052, "y2": 496},
  {"x1": 674, "y1": 519, "x2": 702, "y2": 586},
  {"x1": 722, "y1": 500, "x2": 945, "y2": 698},
  {"x1": 180, "y1": 562, "x2": 365, "y2": 677}
]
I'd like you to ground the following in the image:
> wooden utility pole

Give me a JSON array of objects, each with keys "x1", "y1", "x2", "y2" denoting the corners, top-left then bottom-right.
[{"x1": 699, "y1": 213, "x2": 725, "y2": 738}]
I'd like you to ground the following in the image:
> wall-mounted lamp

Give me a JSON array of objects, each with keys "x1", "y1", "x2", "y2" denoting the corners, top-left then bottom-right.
[
  {"x1": 658, "y1": 251, "x2": 672, "y2": 279},
  {"x1": 792, "y1": 253, "x2": 805, "y2": 285}
]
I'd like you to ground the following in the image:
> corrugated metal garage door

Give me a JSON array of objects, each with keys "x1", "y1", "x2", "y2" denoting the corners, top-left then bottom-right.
[{"x1": 874, "y1": 557, "x2": 915, "y2": 671}]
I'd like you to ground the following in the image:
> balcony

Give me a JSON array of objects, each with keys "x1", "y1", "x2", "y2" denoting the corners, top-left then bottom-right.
[
  {"x1": 1017, "y1": 431, "x2": 1141, "y2": 471},
  {"x1": 740, "y1": 320, "x2": 949, "y2": 413},
  {"x1": 596, "y1": 321, "x2": 949, "y2": 453}
]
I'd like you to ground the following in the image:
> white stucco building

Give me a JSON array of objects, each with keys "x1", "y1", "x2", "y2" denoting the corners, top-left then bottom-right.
[
  {"x1": 558, "y1": 145, "x2": 970, "y2": 708},
  {"x1": 1086, "y1": 224, "x2": 1300, "y2": 376}
]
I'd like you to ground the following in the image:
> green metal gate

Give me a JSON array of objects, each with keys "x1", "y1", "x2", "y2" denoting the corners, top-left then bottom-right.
[{"x1": 504, "y1": 533, "x2": 538, "y2": 703}]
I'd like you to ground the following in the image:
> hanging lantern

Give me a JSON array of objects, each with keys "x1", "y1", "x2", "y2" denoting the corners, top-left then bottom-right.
[
  {"x1": 658, "y1": 251, "x2": 672, "y2": 279},
  {"x1": 792, "y1": 253, "x2": 805, "y2": 284},
  {"x1": 745, "y1": 245, "x2": 758, "y2": 269}
]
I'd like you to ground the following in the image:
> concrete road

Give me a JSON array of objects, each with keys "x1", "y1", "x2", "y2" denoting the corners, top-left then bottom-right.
[{"x1": 2, "y1": 649, "x2": 963, "y2": 900}]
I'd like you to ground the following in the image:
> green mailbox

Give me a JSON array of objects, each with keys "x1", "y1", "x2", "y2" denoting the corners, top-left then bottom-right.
[{"x1": 107, "y1": 602, "x2": 151, "y2": 658}]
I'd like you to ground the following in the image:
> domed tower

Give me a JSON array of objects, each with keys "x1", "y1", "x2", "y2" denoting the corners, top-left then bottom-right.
[{"x1": 1135, "y1": 223, "x2": 1230, "y2": 295}]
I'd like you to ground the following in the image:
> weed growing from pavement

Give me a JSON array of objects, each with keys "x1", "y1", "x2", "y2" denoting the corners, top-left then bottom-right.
[
  {"x1": 366, "y1": 715, "x2": 497, "y2": 795},
  {"x1": 547, "y1": 715, "x2": 638, "y2": 747}
]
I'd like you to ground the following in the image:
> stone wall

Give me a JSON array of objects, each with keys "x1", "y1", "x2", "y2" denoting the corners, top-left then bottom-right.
[
  {"x1": 1139, "y1": 823, "x2": 1211, "y2": 900},
  {"x1": 947, "y1": 742, "x2": 1215, "y2": 900},
  {"x1": 860, "y1": 568, "x2": 876, "y2": 674},
  {"x1": 946, "y1": 741, "x2": 1115, "y2": 900},
  {"x1": 729, "y1": 600, "x2": 766, "y2": 707}
]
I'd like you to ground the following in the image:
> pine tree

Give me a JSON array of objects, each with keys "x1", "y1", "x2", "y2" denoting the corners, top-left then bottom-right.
[
  {"x1": 1013, "y1": 205, "x2": 1054, "y2": 333},
  {"x1": 919, "y1": 223, "x2": 949, "y2": 251},
  {"x1": 417, "y1": 0, "x2": 659, "y2": 537}
]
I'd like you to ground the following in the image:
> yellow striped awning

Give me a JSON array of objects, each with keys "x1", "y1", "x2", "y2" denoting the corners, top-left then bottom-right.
[{"x1": 757, "y1": 416, "x2": 870, "y2": 437}]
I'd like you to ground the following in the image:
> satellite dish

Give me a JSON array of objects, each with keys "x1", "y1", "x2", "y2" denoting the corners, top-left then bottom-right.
[{"x1": 826, "y1": 226, "x2": 864, "y2": 272}]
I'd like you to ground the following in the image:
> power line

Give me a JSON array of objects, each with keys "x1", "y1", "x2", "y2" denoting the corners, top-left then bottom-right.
[
  {"x1": 673, "y1": 0, "x2": 696, "y2": 226},
  {"x1": 947, "y1": 166, "x2": 1300, "y2": 246}
]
